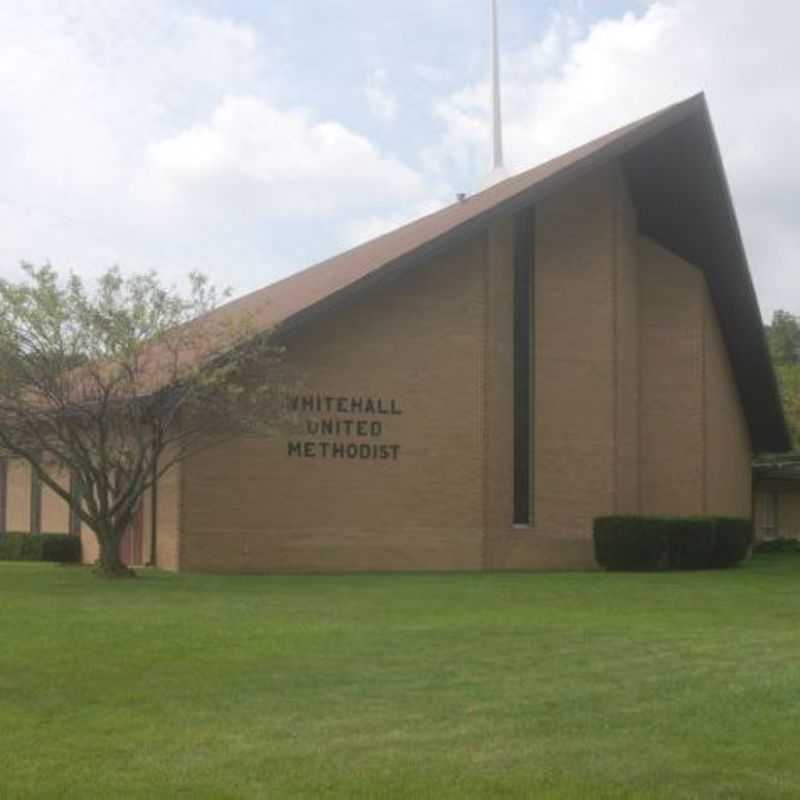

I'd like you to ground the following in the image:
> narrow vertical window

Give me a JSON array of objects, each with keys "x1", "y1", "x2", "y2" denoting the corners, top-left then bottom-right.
[
  {"x1": 0, "y1": 459, "x2": 7, "y2": 534},
  {"x1": 30, "y1": 464, "x2": 42, "y2": 535},
  {"x1": 513, "y1": 208, "x2": 534, "y2": 526},
  {"x1": 69, "y1": 470, "x2": 82, "y2": 537}
]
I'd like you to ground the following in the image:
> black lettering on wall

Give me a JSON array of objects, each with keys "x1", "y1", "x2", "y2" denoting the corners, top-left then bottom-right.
[
  {"x1": 513, "y1": 208, "x2": 534, "y2": 526},
  {"x1": 288, "y1": 442, "x2": 303, "y2": 458},
  {"x1": 286, "y1": 394, "x2": 403, "y2": 462}
]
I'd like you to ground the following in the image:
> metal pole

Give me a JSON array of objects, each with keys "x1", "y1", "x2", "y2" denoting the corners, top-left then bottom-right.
[{"x1": 491, "y1": 0, "x2": 505, "y2": 173}]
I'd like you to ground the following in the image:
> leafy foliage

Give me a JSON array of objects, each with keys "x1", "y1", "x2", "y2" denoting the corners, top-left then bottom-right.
[
  {"x1": 594, "y1": 516, "x2": 753, "y2": 572},
  {"x1": 666, "y1": 518, "x2": 716, "y2": 570},
  {"x1": 765, "y1": 310, "x2": 800, "y2": 449},
  {"x1": 712, "y1": 518, "x2": 755, "y2": 568},
  {"x1": 594, "y1": 516, "x2": 667, "y2": 571},
  {"x1": 0, "y1": 533, "x2": 81, "y2": 563},
  {"x1": 766, "y1": 310, "x2": 800, "y2": 367},
  {"x1": 0, "y1": 264, "x2": 290, "y2": 577},
  {"x1": 754, "y1": 537, "x2": 800, "y2": 555}
]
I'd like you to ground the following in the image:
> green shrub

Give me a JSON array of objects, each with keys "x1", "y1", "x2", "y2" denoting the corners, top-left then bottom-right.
[
  {"x1": 754, "y1": 537, "x2": 800, "y2": 555},
  {"x1": 667, "y1": 518, "x2": 716, "y2": 570},
  {"x1": 0, "y1": 533, "x2": 40, "y2": 561},
  {"x1": 0, "y1": 533, "x2": 81, "y2": 563},
  {"x1": 712, "y1": 518, "x2": 754, "y2": 568},
  {"x1": 594, "y1": 516, "x2": 668, "y2": 571},
  {"x1": 594, "y1": 516, "x2": 753, "y2": 571},
  {"x1": 39, "y1": 534, "x2": 82, "y2": 564}
]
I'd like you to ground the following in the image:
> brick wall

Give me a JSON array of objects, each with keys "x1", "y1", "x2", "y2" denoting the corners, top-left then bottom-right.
[
  {"x1": 485, "y1": 164, "x2": 635, "y2": 569},
  {"x1": 40, "y1": 465, "x2": 70, "y2": 534},
  {"x1": 6, "y1": 460, "x2": 30, "y2": 532},
  {"x1": 179, "y1": 237, "x2": 487, "y2": 573},
  {"x1": 639, "y1": 237, "x2": 707, "y2": 515},
  {"x1": 157, "y1": 461, "x2": 181, "y2": 570},
  {"x1": 173, "y1": 160, "x2": 754, "y2": 573},
  {"x1": 639, "y1": 236, "x2": 752, "y2": 518},
  {"x1": 705, "y1": 284, "x2": 752, "y2": 516}
]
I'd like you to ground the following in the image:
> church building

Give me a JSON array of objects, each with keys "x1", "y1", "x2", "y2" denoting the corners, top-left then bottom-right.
[{"x1": 1, "y1": 93, "x2": 790, "y2": 572}]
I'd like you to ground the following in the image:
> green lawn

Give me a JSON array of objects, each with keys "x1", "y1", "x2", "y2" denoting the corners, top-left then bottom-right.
[{"x1": 1, "y1": 558, "x2": 799, "y2": 799}]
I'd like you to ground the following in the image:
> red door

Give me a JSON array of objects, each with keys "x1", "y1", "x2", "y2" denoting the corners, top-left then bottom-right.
[{"x1": 120, "y1": 505, "x2": 144, "y2": 566}]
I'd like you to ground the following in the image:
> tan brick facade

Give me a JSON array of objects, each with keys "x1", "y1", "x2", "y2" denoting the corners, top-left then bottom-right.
[
  {"x1": 0, "y1": 160, "x2": 757, "y2": 572},
  {"x1": 40, "y1": 465, "x2": 70, "y2": 534},
  {"x1": 639, "y1": 237, "x2": 707, "y2": 515},
  {"x1": 6, "y1": 460, "x2": 31, "y2": 533},
  {"x1": 175, "y1": 162, "x2": 753, "y2": 573},
  {"x1": 180, "y1": 237, "x2": 487, "y2": 573},
  {"x1": 639, "y1": 238, "x2": 752, "y2": 520}
]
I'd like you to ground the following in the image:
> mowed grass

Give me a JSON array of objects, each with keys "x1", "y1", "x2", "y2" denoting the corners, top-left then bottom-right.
[{"x1": 1, "y1": 559, "x2": 800, "y2": 799}]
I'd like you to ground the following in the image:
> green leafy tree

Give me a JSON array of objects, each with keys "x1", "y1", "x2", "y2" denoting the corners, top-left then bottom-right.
[
  {"x1": 766, "y1": 310, "x2": 800, "y2": 367},
  {"x1": 765, "y1": 310, "x2": 800, "y2": 451},
  {"x1": 775, "y1": 363, "x2": 800, "y2": 448},
  {"x1": 0, "y1": 264, "x2": 288, "y2": 578}
]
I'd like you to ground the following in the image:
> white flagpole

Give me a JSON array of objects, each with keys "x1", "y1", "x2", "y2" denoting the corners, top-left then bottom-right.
[
  {"x1": 485, "y1": 0, "x2": 508, "y2": 187},
  {"x1": 491, "y1": 0, "x2": 504, "y2": 172}
]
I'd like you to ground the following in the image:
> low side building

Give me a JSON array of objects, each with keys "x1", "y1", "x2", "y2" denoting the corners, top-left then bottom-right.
[
  {"x1": 753, "y1": 463, "x2": 800, "y2": 541},
  {"x1": 0, "y1": 93, "x2": 790, "y2": 572}
]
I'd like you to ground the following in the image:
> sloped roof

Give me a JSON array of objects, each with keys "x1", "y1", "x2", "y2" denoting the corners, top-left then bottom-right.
[{"x1": 204, "y1": 92, "x2": 790, "y2": 453}]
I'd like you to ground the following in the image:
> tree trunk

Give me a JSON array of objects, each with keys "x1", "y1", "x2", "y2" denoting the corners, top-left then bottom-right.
[{"x1": 93, "y1": 529, "x2": 136, "y2": 579}]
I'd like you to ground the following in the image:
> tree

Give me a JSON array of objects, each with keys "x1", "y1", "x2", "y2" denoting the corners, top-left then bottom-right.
[
  {"x1": 765, "y1": 310, "x2": 800, "y2": 450},
  {"x1": 766, "y1": 310, "x2": 800, "y2": 367},
  {"x1": 778, "y1": 363, "x2": 800, "y2": 448},
  {"x1": 0, "y1": 264, "x2": 288, "y2": 578}
]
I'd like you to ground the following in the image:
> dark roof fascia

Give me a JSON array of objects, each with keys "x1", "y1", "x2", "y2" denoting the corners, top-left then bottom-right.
[
  {"x1": 623, "y1": 98, "x2": 790, "y2": 453},
  {"x1": 698, "y1": 100, "x2": 791, "y2": 452},
  {"x1": 278, "y1": 96, "x2": 706, "y2": 339}
]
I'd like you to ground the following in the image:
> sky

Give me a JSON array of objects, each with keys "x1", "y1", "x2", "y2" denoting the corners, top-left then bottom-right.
[{"x1": 0, "y1": 0, "x2": 798, "y2": 320}]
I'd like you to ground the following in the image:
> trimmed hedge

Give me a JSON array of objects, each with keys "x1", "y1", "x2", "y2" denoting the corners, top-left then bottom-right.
[
  {"x1": 594, "y1": 516, "x2": 753, "y2": 572},
  {"x1": 594, "y1": 517, "x2": 667, "y2": 571},
  {"x1": 712, "y1": 518, "x2": 754, "y2": 568},
  {"x1": 668, "y1": 518, "x2": 716, "y2": 570},
  {"x1": 0, "y1": 533, "x2": 81, "y2": 564}
]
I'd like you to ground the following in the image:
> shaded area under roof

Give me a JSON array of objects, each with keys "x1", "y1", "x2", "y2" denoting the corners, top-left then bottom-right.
[
  {"x1": 209, "y1": 93, "x2": 790, "y2": 454},
  {"x1": 754, "y1": 462, "x2": 800, "y2": 482}
]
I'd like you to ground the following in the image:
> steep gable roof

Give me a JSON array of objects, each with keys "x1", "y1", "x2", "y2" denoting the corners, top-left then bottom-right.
[{"x1": 206, "y1": 93, "x2": 790, "y2": 453}]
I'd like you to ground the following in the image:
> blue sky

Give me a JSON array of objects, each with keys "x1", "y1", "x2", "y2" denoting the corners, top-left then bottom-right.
[{"x1": 0, "y1": 1, "x2": 798, "y2": 319}]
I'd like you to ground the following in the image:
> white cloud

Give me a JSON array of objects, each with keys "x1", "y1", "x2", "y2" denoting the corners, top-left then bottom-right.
[
  {"x1": 413, "y1": 63, "x2": 453, "y2": 84},
  {"x1": 0, "y1": 1, "x2": 272, "y2": 283},
  {"x1": 365, "y1": 69, "x2": 399, "y2": 122},
  {"x1": 146, "y1": 94, "x2": 425, "y2": 217},
  {"x1": 425, "y1": 0, "x2": 800, "y2": 318},
  {"x1": 1, "y1": 0, "x2": 799, "y2": 321},
  {"x1": 341, "y1": 197, "x2": 450, "y2": 250},
  {"x1": 0, "y1": 1, "x2": 428, "y2": 294}
]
